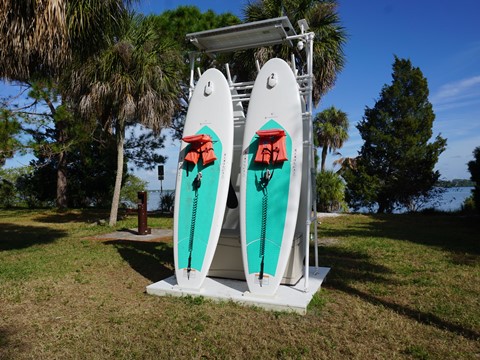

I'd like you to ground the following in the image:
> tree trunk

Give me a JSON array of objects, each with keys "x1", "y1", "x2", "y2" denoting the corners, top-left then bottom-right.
[
  {"x1": 321, "y1": 145, "x2": 328, "y2": 172},
  {"x1": 109, "y1": 120, "x2": 125, "y2": 226},
  {"x1": 56, "y1": 150, "x2": 68, "y2": 208},
  {"x1": 56, "y1": 119, "x2": 68, "y2": 209}
]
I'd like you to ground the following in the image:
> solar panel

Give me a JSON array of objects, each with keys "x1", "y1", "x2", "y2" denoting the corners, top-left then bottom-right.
[{"x1": 186, "y1": 17, "x2": 297, "y2": 53}]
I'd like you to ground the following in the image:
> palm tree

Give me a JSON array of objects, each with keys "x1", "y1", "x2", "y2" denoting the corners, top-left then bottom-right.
[
  {"x1": 0, "y1": 0, "x2": 131, "y2": 81},
  {"x1": 241, "y1": 0, "x2": 346, "y2": 106},
  {"x1": 316, "y1": 169, "x2": 347, "y2": 212},
  {"x1": 333, "y1": 154, "x2": 357, "y2": 173},
  {"x1": 314, "y1": 106, "x2": 349, "y2": 171},
  {"x1": 1, "y1": 0, "x2": 131, "y2": 209},
  {"x1": 71, "y1": 14, "x2": 181, "y2": 226}
]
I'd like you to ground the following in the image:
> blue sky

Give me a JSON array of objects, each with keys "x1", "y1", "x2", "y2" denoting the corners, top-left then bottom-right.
[{"x1": 4, "y1": 0, "x2": 480, "y2": 190}]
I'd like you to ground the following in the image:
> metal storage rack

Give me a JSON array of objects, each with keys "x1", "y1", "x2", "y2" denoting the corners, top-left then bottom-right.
[{"x1": 185, "y1": 16, "x2": 320, "y2": 292}]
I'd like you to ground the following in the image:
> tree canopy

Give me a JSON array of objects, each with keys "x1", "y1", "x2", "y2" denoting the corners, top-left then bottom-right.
[
  {"x1": 344, "y1": 56, "x2": 447, "y2": 213},
  {"x1": 143, "y1": 6, "x2": 240, "y2": 140}
]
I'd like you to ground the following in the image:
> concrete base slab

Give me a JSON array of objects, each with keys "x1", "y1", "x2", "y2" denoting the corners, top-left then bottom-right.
[{"x1": 146, "y1": 267, "x2": 330, "y2": 314}]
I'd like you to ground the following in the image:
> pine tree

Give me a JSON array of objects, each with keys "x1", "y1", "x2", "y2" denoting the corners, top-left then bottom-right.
[{"x1": 345, "y1": 56, "x2": 446, "y2": 213}]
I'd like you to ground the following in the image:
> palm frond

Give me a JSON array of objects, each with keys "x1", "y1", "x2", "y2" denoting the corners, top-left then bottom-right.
[
  {"x1": 68, "y1": 13, "x2": 181, "y2": 134},
  {"x1": 242, "y1": 0, "x2": 347, "y2": 106},
  {"x1": 0, "y1": 0, "x2": 131, "y2": 80}
]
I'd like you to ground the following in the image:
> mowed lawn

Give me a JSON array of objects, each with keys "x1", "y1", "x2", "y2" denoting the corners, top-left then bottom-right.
[{"x1": 0, "y1": 209, "x2": 478, "y2": 359}]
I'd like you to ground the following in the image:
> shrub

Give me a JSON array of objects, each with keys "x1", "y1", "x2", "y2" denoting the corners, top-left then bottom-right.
[
  {"x1": 316, "y1": 170, "x2": 347, "y2": 212},
  {"x1": 159, "y1": 192, "x2": 174, "y2": 213},
  {"x1": 461, "y1": 194, "x2": 476, "y2": 213}
]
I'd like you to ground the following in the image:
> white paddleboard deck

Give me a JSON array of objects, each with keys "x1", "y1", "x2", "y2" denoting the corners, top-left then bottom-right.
[
  {"x1": 174, "y1": 68, "x2": 234, "y2": 290},
  {"x1": 240, "y1": 58, "x2": 303, "y2": 296}
]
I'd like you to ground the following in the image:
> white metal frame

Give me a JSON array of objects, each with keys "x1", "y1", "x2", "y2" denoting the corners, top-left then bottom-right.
[{"x1": 186, "y1": 17, "x2": 318, "y2": 292}]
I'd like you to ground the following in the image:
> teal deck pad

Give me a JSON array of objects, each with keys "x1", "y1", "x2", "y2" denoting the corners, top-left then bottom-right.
[
  {"x1": 245, "y1": 119, "x2": 292, "y2": 275},
  {"x1": 178, "y1": 126, "x2": 222, "y2": 271}
]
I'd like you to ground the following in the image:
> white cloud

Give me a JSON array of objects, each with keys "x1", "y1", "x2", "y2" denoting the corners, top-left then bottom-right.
[
  {"x1": 434, "y1": 76, "x2": 480, "y2": 99},
  {"x1": 431, "y1": 75, "x2": 480, "y2": 111}
]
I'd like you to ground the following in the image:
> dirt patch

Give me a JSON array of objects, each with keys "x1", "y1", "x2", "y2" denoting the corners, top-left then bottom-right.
[
  {"x1": 89, "y1": 228, "x2": 173, "y2": 243},
  {"x1": 317, "y1": 212, "x2": 343, "y2": 219},
  {"x1": 318, "y1": 237, "x2": 341, "y2": 246}
]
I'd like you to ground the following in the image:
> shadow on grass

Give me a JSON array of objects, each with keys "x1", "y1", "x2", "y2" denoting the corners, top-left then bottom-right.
[
  {"x1": 317, "y1": 214, "x2": 480, "y2": 341},
  {"x1": 147, "y1": 211, "x2": 174, "y2": 218},
  {"x1": 331, "y1": 280, "x2": 480, "y2": 341},
  {"x1": 317, "y1": 246, "x2": 395, "y2": 285},
  {"x1": 34, "y1": 209, "x2": 110, "y2": 224},
  {"x1": 0, "y1": 223, "x2": 67, "y2": 251},
  {"x1": 103, "y1": 240, "x2": 174, "y2": 282},
  {"x1": 0, "y1": 326, "x2": 22, "y2": 356},
  {"x1": 321, "y1": 214, "x2": 480, "y2": 259}
]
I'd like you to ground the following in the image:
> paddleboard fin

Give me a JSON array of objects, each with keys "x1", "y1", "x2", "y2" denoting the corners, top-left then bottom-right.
[
  {"x1": 183, "y1": 134, "x2": 217, "y2": 165},
  {"x1": 254, "y1": 129, "x2": 287, "y2": 165}
]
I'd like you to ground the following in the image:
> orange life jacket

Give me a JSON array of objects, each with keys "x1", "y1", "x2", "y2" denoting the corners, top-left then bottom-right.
[
  {"x1": 182, "y1": 134, "x2": 217, "y2": 165},
  {"x1": 254, "y1": 129, "x2": 288, "y2": 165}
]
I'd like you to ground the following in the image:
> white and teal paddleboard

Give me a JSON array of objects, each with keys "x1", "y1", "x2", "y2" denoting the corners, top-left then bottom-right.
[
  {"x1": 240, "y1": 58, "x2": 303, "y2": 296},
  {"x1": 174, "y1": 68, "x2": 234, "y2": 289}
]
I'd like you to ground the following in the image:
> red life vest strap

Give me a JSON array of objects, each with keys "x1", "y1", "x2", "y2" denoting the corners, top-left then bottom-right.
[
  {"x1": 254, "y1": 129, "x2": 288, "y2": 164},
  {"x1": 182, "y1": 134, "x2": 217, "y2": 165}
]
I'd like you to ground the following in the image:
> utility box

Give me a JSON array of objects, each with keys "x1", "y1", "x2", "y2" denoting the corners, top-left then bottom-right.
[{"x1": 137, "y1": 191, "x2": 151, "y2": 235}]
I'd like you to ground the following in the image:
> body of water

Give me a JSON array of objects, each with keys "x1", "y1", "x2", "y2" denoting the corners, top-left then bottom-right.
[
  {"x1": 146, "y1": 190, "x2": 174, "y2": 212},
  {"x1": 354, "y1": 187, "x2": 474, "y2": 213},
  {"x1": 146, "y1": 187, "x2": 474, "y2": 213},
  {"x1": 424, "y1": 187, "x2": 473, "y2": 212}
]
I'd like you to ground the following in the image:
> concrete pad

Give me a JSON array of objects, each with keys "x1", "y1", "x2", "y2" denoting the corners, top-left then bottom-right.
[
  {"x1": 146, "y1": 267, "x2": 330, "y2": 314},
  {"x1": 92, "y1": 228, "x2": 173, "y2": 242}
]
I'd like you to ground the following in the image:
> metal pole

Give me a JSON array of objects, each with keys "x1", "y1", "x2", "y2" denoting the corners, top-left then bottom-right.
[
  {"x1": 309, "y1": 32, "x2": 319, "y2": 273},
  {"x1": 304, "y1": 31, "x2": 315, "y2": 292},
  {"x1": 225, "y1": 63, "x2": 233, "y2": 85},
  {"x1": 188, "y1": 53, "x2": 196, "y2": 100}
]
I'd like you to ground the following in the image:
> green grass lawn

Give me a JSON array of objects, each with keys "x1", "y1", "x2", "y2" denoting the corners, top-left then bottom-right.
[{"x1": 0, "y1": 209, "x2": 479, "y2": 359}]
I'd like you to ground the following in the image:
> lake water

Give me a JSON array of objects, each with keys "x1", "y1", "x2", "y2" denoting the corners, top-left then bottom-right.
[
  {"x1": 146, "y1": 187, "x2": 474, "y2": 213},
  {"x1": 146, "y1": 190, "x2": 174, "y2": 212},
  {"x1": 354, "y1": 187, "x2": 474, "y2": 214},
  {"x1": 423, "y1": 187, "x2": 473, "y2": 212}
]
